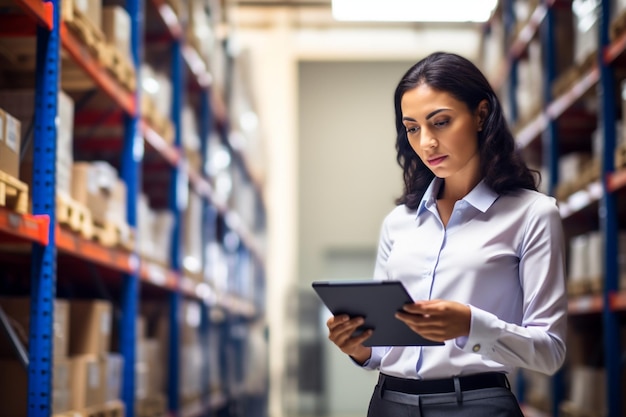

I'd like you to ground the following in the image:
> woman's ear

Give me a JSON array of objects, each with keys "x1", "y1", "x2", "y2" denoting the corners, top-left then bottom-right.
[{"x1": 476, "y1": 99, "x2": 489, "y2": 131}]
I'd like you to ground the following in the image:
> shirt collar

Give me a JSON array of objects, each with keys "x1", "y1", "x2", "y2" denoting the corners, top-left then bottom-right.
[{"x1": 416, "y1": 177, "x2": 499, "y2": 217}]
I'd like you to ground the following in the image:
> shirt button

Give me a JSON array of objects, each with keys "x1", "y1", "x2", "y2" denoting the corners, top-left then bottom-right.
[{"x1": 472, "y1": 344, "x2": 481, "y2": 352}]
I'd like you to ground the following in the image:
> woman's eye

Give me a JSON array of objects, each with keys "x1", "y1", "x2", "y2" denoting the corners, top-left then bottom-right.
[
  {"x1": 434, "y1": 119, "x2": 449, "y2": 128},
  {"x1": 406, "y1": 126, "x2": 419, "y2": 134}
]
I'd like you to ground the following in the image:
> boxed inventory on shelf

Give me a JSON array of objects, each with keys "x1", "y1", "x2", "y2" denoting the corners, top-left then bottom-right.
[
  {"x1": 71, "y1": 161, "x2": 127, "y2": 227},
  {"x1": 0, "y1": 359, "x2": 73, "y2": 416},
  {"x1": 69, "y1": 299, "x2": 112, "y2": 356},
  {"x1": 101, "y1": 5, "x2": 131, "y2": 59},
  {"x1": 0, "y1": 297, "x2": 69, "y2": 359},
  {"x1": 0, "y1": 108, "x2": 21, "y2": 179},
  {"x1": 0, "y1": 90, "x2": 75, "y2": 195}
]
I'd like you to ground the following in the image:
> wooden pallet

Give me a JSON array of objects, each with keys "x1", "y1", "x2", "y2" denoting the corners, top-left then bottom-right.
[
  {"x1": 57, "y1": 192, "x2": 94, "y2": 239},
  {"x1": 62, "y1": 0, "x2": 106, "y2": 60},
  {"x1": 615, "y1": 144, "x2": 626, "y2": 169},
  {"x1": 610, "y1": 9, "x2": 626, "y2": 41},
  {"x1": 135, "y1": 394, "x2": 167, "y2": 417},
  {"x1": 559, "y1": 400, "x2": 603, "y2": 417},
  {"x1": 0, "y1": 170, "x2": 28, "y2": 214},
  {"x1": 92, "y1": 219, "x2": 135, "y2": 250},
  {"x1": 96, "y1": 43, "x2": 136, "y2": 92},
  {"x1": 141, "y1": 95, "x2": 175, "y2": 144},
  {"x1": 81, "y1": 400, "x2": 125, "y2": 417},
  {"x1": 567, "y1": 279, "x2": 591, "y2": 296},
  {"x1": 589, "y1": 276, "x2": 603, "y2": 294}
]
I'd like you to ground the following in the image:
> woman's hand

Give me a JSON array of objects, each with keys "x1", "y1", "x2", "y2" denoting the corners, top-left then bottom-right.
[
  {"x1": 395, "y1": 299, "x2": 471, "y2": 342},
  {"x1": 326, "y1": 315, "x2": 372, "y2": 365}
]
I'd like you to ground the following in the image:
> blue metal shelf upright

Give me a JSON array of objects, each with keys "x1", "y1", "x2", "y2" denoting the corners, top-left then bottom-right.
[
  {"x1": 598, "y1": 0, "x2": 622, "y2": 416},
  {"x1": 167, "y1": 36, "x2": 185, "y2": 416},
  {"x1": 119, "y1": 0, "x2": 144, "y2": 411},
  {"x1": 28, "y1": 0, "x2": 60, "y2": 414}
]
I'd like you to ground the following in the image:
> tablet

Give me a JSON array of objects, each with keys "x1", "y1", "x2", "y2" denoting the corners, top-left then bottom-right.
[{"x1": 312, "y1": 280, "x2": 443, "y2": 347}]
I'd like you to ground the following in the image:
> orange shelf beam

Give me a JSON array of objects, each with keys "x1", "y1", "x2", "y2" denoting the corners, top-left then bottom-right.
[
  {"x1": 61, "y1": 23, "x2": 136, "y2": 116},
  {"x1": 568, "y1": 294, "x2": 603, "y2": 315},
  {"x1": 609, "y1": 291, "x2": 626, "y2": 311},
  {"x1": 11, "y1": 0, "x2": 53, "y2": 30},
  {"x1": 607, "y1": 168, "x2": 626, "y2": 192},
  {"x1": 604, "y1": 28, "x2": 626, "y2": 64},
  {"x1": 0, "y1": 208, "x2": 49, "y2": 245},
  {"x1": 142, "y1": 122, "x2": 180, "y2": 166},
  {"x1": 149, "y1": 0, "x2": 182, "y2": 40},
  {"x1": 56, "y1": 225, "x2": 135, "y2": 273}
]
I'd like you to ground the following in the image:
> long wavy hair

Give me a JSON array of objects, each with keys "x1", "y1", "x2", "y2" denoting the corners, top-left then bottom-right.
[{"x1": 394, "y1": 52, "x2": 539, "y2": 209}]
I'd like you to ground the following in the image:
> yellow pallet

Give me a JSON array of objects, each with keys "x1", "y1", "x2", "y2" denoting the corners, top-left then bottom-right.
[{"x1": 0, "y1": 170, "x2": 28, "y2": 214}]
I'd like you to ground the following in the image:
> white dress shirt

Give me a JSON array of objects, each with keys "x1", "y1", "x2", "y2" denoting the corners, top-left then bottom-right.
[{"x1": 362, "y1": 177, "x2": 567, "y2": 379}]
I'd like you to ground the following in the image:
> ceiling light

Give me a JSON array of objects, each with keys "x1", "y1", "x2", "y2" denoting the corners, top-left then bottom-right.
[{"x1": 332, "y1": 0, "x2": 498, "y2": 23}]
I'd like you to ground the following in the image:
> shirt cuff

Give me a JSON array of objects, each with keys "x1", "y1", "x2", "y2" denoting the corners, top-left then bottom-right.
[
  {"x1": 455, "y1": 305, "x2": 502, "y2": 355},
  {"x1": 352, "y1": 347, "x2": 384, "y2": 370}
]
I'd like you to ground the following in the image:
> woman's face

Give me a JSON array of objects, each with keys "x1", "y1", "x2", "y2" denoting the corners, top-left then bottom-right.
[{"x1": 401, "y1": 83, "x2": 485, "y2": 181}]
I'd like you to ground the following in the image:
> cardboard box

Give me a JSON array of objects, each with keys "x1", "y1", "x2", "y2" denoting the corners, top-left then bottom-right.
[
  {"x1": 0, "y1": 90, "x2": 75, "y2": 194},
  {"x1": 69, "y1": 354, "x2": 104, "y2": 409},
  {"x1": 52, "y1": 358, "x2": 73, "y2": 413},
  {"x1": 0, "y1": 359, "x2": 73, "y2": 417},
  {"x1": 104, "y1": 353, "x2": 124, "y2": 402},
  {"x1": 69, "y1": 299, "x2": 112, "y2": 356},
  {"x1": 102, "y1": 6, "x2": 131, "y2": 58},
  {"x1": 71, "y1": 161, "x2": 120, "y2": 225},
  {"x1": 0, "y1": 108, "x2": 21, "y2": 178},
  {"x1": 0, "y1": 297, "x2": 69, "y2": 359},
  {"x1": 0, "y1": 359, "x2": 27, "y2": 417}
]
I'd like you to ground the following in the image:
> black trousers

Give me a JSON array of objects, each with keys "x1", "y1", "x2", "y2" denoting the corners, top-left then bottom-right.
[{"x1": 367, "y1": 373, "x2": 525, "y2": 417}]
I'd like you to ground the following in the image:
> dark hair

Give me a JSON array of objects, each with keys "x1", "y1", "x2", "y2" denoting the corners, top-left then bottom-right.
[{"x1": 394, "y1": 52, "x2": 539, "y2": 209}]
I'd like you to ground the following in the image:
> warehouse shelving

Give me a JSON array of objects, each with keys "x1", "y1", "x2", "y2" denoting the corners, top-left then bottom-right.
[
  {"x1": 0, "y1": 0, "x2": 265, "y2": 415},
  {"x1": 0, "y1": 208, "x2": 49, "y2": 245},
  {"x1": 3, "y1": 0, "x2": 52, "y2": 30},
  {"x1": 488, "y1": 0, "x2": 625, "y2": 416}
]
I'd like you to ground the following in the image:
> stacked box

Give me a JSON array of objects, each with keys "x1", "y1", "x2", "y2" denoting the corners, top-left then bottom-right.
[
  {"x1": 67, "y1": 299, "x2": 125, "y2": 412},
  {"x1": 69, "y1": 354, "x2": 105, "y2": 409},
  {"x1": 515, "y1": 40, "x2": 543, "y2": 122},
  {"x1": 0, "y1": 108, "x2": 21, "y2": 178},
  {"x1": 0, "y1": 360, "x2": 71, "y2": 416},
  {"x1": 0, "y1": 298, "x2": 73, "y2": 415},
  {"x1": 71, "y1": 161, "x2": 127, "y2": 226},
  {"x1": 0, "y1": 297, "x2": 69, "y2": 359},
  {"x1": 137, "y1": 193, "x2": 155, "y2": 259},
  {"x1": 153, "y1": 210, "x2": 175, "y2": 264},
  {"x1": 69, "y1": 299, "x2": 112, "y2": 356},
  {"x1": 0, "y1": 90, "x2": 75, "y2": 195},
  {"x1": 572, "y1": 0, "x2": 600, "y2": 66},
  {"x1": 73, "y1": 0, "x2": 101, "y2": 31},
  {"x1": 102, "y1": 6, "x2": 131, "y2": 59},
  {"x1": 104, "y1": 353, "x2": 124, "y2": 402},
  {"x1": 184, "y1": 192, "x2": 203, "y2": 277}
]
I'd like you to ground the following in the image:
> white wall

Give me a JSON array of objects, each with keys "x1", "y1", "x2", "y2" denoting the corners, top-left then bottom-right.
[{"x1": 297, "y1": 60, "x2": 408, "y2": 416}]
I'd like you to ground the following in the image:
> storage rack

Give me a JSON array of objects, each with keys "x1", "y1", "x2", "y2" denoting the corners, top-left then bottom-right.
[
  {"x1": 0, "y1": 0, "x2": 266, "y2": 415},
  {"x1": 486, "y1": 0, "x2": 626, "y2": 416}
]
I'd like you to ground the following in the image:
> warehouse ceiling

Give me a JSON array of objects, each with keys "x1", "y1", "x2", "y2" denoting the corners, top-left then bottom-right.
[{"x1": 227, "y1": 0, "x2": 488, "y2": 30}]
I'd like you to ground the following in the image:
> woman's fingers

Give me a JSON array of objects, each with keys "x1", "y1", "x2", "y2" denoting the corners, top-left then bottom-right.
[
  {"x1": 326, "y1": 315, "x2": 373, "y2": 355},
  {"x1": 395, "y1": 300, "x2": 471, "y2": 341}
]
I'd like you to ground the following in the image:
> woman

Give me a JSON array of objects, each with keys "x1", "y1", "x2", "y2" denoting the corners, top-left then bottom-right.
[{"x1": 326, "y1": 52, "x2": 567, "y2": 417}]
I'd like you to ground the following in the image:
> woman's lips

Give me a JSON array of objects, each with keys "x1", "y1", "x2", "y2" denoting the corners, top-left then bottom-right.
[{"x1": 427, "y1": 155, "x2": 447, "y2": 166}]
